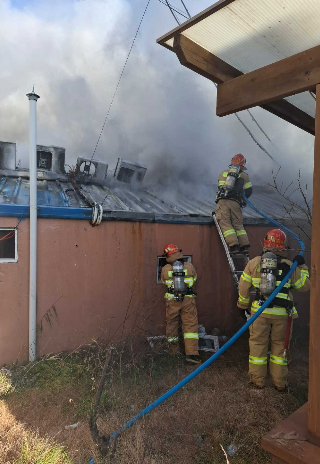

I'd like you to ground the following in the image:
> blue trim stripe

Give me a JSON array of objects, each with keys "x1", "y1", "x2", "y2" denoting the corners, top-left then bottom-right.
[
  {"x1": 0, "y1": 204, "x2": 92, "y2": 220},
  {"x1": 0, "y1": 203, "x2": 213, "y2": 224}
]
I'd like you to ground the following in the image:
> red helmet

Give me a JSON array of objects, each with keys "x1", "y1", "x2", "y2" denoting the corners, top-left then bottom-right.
[
  {"x1": 164, "y1": 243, "x2": 179, "y2": 256},
  {"x1": 264, "y1": 229, "x2": 287, "y2": 250},
  {"x1": 231, "y1": 153, "x2": 247, "y2": 169}
]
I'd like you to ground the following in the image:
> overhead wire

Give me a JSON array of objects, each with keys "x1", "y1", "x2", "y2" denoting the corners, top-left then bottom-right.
[
  {"x1": 90, "y1": 0, "x2": 152, "y2": 161},
  {"x1": 180, "y1": 0, "x2": 191, "y2": 18},
  {"x1": 247, "y1": 109, "x2": 272, "y2": 143},
  {"x1": 164, "y1": 0, "x2": 181, "y2": 24},
  {"x1": 157, "y1": 0, "x2": 188, "y2": 19},
  {"x1": 0, "y1": 208, "x2": 28, "y2": 242},
  {"x1": 234, "y1": 112, "x2": 279, "y2": 164},
  {"x1": 0, "y1": 230, "x2": 15, "y2": 242}
]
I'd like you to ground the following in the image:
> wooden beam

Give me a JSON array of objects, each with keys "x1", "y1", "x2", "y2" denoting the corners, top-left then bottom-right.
[
  {"x1": 308, "y1": 83, "x2": 320, "y2": 447},
  {"x1": 173, "y1": 35, "x2": 242, "y2": 84},
  {"x1": 173, "y1": 35, "x2": 315, "y2": 135},
  {"x1": 261, "y1": 404, "x2": 320, "y2": 463},
  {"x1": 260, "y1": 100, "x2": 315, "y2": 135},
  {"x1": 216, "y1": 45, "x2": 320, "y2": 116}
]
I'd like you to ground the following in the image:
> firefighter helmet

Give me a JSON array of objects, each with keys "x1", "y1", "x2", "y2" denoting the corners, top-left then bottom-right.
[
  {"x1": 164, "y1": 243, "x2": 180, "y2": 256},
  {"x1": 164, "y1": 243, "x2": 184, "y2": 263},
  {"x1": 264, "y1": 229, "x2": 287, "y2": 250},
  {"x1": 231, "y1": 153, "x2": 247, "y2": 170}
]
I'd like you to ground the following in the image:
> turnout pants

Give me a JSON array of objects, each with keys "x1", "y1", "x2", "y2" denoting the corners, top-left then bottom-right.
[
  {"x1": 216, "y1": 199, "x2": 249, "y2": 247},
  {"x1": 166, "y1": 297, "x2": 199, "y2": 355},
  {"x1": 249, "y1": 316, "x2": 291, "y2": 389}
]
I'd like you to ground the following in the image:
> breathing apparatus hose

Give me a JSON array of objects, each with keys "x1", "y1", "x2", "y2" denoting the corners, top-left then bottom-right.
[{"x1": 101, "y1": 194, "x2": 305, "y2": 445}]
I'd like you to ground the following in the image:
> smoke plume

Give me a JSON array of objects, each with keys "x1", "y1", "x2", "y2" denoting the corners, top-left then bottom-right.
[{"x1": 0, "y1": 0, "x2": 315, "y2": 197}]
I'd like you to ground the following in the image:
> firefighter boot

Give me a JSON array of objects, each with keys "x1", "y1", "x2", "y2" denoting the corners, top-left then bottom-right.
[
  {"x1": 229, "y1": 245, "x2": 240, "y2": 254},
  {"x1": 186, "y1": 355, "x2": 201, "y2": 365},
  {"x1": 239, "y1": 244, "x2": 250, "y2": 254}
]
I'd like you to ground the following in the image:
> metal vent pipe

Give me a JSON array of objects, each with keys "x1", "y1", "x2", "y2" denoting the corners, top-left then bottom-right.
[{"x1": 26, "y1": 88, "x2": 40, "y2": 362}]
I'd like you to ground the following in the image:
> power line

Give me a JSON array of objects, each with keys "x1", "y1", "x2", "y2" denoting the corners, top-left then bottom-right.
[
  {"x1": 180, "y1": 0, "x2": 191, "y2": 18},
  {"x1": 247, "y1": 109, "x2": 272, "y2": 143},
  {"x1": 158, "y1": 0, "x2": 188, "y2": 19},
  {"x1": 91, "y1": 0, "x2": 152, "y2": 161},
  {"x1": 164, "y1": 0, "x2": 181, "y2": 24},
  {"x1": 234, "y1": 113, "x2": 279, "y2": 165}
]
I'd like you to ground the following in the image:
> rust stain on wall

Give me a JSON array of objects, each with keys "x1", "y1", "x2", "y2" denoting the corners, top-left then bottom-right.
[{"x1": 0, "y1": 218, "x2": 310, "y2": 365}]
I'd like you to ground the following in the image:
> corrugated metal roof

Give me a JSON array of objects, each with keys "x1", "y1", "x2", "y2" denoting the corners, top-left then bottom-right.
[
  {"x1": 158, "y1": 0, "x2": 318, "y2": 117},
  {"x1": 0, "y1": 174, "x2": 306, "y2": 224}
]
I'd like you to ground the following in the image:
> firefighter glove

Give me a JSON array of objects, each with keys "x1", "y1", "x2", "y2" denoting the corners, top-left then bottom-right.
[
  {"x1": 239, "y1": 309, "x2": 247, "y2": 321},
  {"x1": 293, "y1": 255, "x2": 305, "y2": 266}
]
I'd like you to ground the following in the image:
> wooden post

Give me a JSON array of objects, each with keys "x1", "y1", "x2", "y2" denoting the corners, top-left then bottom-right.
[{"x1": 308, "y1": 83, "x2": 320, "y2": 447}]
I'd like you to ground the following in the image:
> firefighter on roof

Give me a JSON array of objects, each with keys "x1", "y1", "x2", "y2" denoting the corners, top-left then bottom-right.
[
  {"x1": 237, "y1": 229, "x2": 310, "y2": 391},
  {"x1": 161, "y1": 243, "x2": 201, "y2": 365},
  {"x1": 216, "y1": 154, "x2": 252, "y2": 254}
]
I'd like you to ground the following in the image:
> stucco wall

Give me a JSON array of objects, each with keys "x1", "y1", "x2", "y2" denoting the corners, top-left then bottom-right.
[{"x1": 0, "y1": 218, "x2": 310, "y2": 366}]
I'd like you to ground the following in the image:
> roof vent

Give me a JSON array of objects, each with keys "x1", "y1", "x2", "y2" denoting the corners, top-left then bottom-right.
[
  {"x1": 76, "y1": 158, "x2": 108, "y2": 185},
  {"x1": 114, "y1": 158, "x2": 147, "y2": 184},
  {"x1": 0, "y1": 141, "x2": 16, "y2": 171},
  {"x1": 37, "y1": 145, "x2": 65, "y2": 174}
]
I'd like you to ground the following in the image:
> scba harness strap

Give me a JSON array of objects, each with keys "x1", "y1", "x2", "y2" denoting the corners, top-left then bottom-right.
[
  {"x1": 166, "y1": 287, "x2": 196, "y2": 302},
  {"x1": 216, "y1": 171, "x2": 246, "y2": 206},
  {"x1": 256, "y1": 259, "x2": 294, "y2": 311}
]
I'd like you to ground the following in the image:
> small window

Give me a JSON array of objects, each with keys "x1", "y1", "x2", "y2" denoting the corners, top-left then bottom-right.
[
  {"x1": 0, "y1": 229, "x2": 17, "y2": 263},
  {"x1": 118, "y1": 167, "x2": 135, "y2": 183},
  {"x1": 37, "y1": 151, "x2": 52, "y2": 171},
  {"x1": 157, "y1": 255, "x2": 192, "y2": 283}
]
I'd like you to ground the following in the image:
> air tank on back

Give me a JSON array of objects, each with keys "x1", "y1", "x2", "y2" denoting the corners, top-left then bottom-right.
[
  {"x1": 225, "y1": 164, "x2": 241, "y2": 192},
  {"x1": 172, "y1": 260, "x2": 186, "y2": 293},
  {"x1": 260, "y1": 252, "x2": 278, "y2": 297}
]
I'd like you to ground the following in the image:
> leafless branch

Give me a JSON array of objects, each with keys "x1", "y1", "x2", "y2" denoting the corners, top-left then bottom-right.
[{"x1": 268, "y1": 169, "x2": 312, "y2": 230}]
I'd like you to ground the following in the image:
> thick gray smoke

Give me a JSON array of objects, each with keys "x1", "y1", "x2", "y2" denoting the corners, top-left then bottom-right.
[{"x1": 0, "y1": 0, "x2": 315, "y2": 199}]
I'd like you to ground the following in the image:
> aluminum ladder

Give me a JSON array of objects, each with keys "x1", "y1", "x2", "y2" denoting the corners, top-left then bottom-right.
[{"x1": 212, "y1": 213, "x2": 249, "y2": 289}]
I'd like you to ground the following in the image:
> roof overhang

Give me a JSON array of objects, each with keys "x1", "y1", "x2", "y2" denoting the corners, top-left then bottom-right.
[{"x1": 157, "y1": 0, "x2": 318, "y2": 135}]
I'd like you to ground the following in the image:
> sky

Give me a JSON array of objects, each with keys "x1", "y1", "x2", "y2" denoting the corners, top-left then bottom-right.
[{"x1": 0, "y1": 0, "x2": 315, "y2": 194}]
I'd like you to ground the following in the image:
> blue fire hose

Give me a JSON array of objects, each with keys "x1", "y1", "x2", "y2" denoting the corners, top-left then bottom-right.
[{"x1": 97, "y1": 195, "x2": 305, "y2": 445}]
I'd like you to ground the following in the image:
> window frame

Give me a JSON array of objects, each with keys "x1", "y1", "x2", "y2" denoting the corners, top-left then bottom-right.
[
  {"x1": 0, "y1": 228, "x2": 18, "y2": 263},
  {"x1": 156, "y1": 255, "x2": 192, "y2": 284}
]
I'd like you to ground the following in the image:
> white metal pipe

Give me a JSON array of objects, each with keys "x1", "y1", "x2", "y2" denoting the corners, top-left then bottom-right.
[{"x1": 26, "y1": 89, "x2": 40, "y2": 362}]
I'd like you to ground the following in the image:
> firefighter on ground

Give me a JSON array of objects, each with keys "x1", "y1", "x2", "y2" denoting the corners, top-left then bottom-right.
[
  {"x1": 161, "y1": 244, "x2": 201, "y2": 365},
  {"x1": 237, "y1": 229, "x2": 310, "y2": 391},
  {"x1": 215, "y1": 154, "x2": 252, "y2": 254}
]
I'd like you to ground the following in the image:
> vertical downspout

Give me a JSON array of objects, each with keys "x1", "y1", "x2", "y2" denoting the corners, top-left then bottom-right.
[{"x1": 26, "y1": 88, "x2": 40, "y2": 362}]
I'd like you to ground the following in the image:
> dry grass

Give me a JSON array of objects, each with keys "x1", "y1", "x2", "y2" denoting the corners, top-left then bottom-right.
[
  {"x1": 0, "y1": 402, "x2": 70, "y2": 463},
  {"x1": 0, "y1": 335, "x2": 309, "y2": 464}
]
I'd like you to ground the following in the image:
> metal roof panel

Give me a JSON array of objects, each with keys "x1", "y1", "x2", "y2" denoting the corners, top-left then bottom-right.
[{"x1": 0, "y1": 175, "x2": 307, "y2": 223}]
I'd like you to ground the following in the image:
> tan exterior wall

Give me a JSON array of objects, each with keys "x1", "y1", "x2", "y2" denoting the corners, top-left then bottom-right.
[{"x1": 0, "y1": 218, "x2": 309, "y2": 366}]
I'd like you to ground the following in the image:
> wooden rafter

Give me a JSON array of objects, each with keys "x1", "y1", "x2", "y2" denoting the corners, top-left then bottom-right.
[
  {"x1": 173, "y1": 35, "x2": 315, "y2": 135},
  {"x1": 216, "y1": 45, "x2": 320, "y2": 117}
]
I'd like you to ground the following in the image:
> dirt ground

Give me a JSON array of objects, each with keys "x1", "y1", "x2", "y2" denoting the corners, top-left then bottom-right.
[{"x1": 0, "y1": 333, "x2": 309, "y2": 464}]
